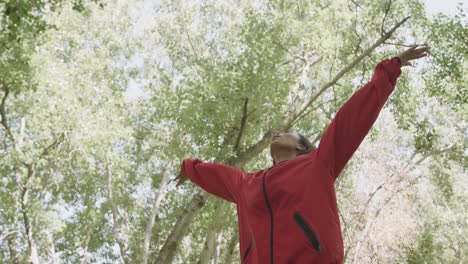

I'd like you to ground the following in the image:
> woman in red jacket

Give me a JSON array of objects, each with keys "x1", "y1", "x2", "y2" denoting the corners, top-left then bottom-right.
[{"x1": 176, "y1": 45, "x2": 428, "y2": 264}]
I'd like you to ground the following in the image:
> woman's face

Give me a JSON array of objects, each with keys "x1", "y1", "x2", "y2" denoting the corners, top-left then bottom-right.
[{"x1": 270, "y1": 130, "x2": 302, "y2": 151}]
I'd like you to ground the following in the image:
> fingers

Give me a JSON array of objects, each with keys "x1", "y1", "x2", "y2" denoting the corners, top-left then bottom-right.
[
  {"x1": 399, "y1": 44, "x2": 429, "y2": 67},
  {"x1": 175, "y1": 173, "x2": 187, "y2": 187},
  {"x1": 412, "y1": 53, "x2": 427, "y2": 59},
  {"x1": 404, "y1": 45, "x2": 429, "y2": 64},
  {"x1": 408, "y1": 48, "x2": 429, "y2": 61},
  {"x1": 404, "y1": 44, "x2": 428, "y2": 53},
  {"x1": 414, "y1": 46, "x2": 429, "y2": 53},
  {"x1": 402, "y1": 62, "x2": 412, "y2": 67},
  {"x1": 176, "y1": 178, "x2": 184, "y2": 187}
]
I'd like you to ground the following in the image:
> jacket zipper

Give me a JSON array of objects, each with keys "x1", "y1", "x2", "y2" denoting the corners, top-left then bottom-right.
[
  {"x1": 293, "y1": 212, "x2": 322, "y2": 252},
  {"x1": 242, "y1": 232, "x2": 253, "y2": 263},
  {"x1": 262, "y1": 170, "x2": 274, "y2": 264}
]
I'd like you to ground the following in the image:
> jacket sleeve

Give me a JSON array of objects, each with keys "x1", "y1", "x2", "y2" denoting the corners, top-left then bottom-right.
[
  {"x1": 316, "y1": 58, "x2": 401, "y2": 179},
  {"x1": 180, "y1": 159, "x2": 245, "y2": 203}
]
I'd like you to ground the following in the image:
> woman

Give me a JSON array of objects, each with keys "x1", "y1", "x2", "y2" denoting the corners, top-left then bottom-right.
[{"x1": 175, "y1": 45, "x2": 428, "y2": 264}]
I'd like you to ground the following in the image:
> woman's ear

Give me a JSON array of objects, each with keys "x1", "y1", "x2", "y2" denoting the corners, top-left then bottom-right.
[{"x1": 296, "y1": 144, "x2": 306, "y2": 151}]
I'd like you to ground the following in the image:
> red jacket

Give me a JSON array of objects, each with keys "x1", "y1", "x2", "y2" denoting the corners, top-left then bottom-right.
[{"x1": 181, "y1": 59, "x2": 401, "y2": 263}]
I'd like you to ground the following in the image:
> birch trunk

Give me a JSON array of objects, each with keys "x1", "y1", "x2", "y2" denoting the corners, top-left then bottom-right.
[
  {"x1": 198, "y1": 200, "x2": 226, "y2": 264},
  {"x1": 79, "y1": 232, "x2": 92, "y2": 264},
  {"x1": 153, "y1": 191, "x2": 208, "y2": 264},
  {"x1": 198, "y1": 228, "x2": 218, "y2": 264},
  {"x1": 212, "y1": 230, "x2": 224, "y2": 264},
  {"x1": 46, "y1": 235, "x2": 60, "y2": 264},
  {"x1": 142, "y1": 164, "x2": 172, "y2": 264},
  {"x1": 21, "y1": 164, "x2": 40, "y2": 264},
  {"x1": 223, "y1": 232, "x2": 239, "y2": 264},
  {"x1": 7, "y1": 232, "x2": 21, "y2": 264},
  {"x1": 106, "y1": 160, "x2": 129, "y2": 264}
]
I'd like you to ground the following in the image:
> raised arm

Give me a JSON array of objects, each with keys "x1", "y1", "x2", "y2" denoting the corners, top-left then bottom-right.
[
  {"x1": 316, "y1": 45, "x2": 428, "y2": 179},
  {"x1": 176, "y1": 159, "x2": 245, "y2": 203}
]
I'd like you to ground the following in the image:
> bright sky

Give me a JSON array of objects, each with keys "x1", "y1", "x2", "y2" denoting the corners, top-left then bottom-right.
[
  {"x1": 123, "y1": 0, "x2": 466, "y2": 102},
  {"x1": 423, "y1": 0, "x2": 466, "y2": 16}
]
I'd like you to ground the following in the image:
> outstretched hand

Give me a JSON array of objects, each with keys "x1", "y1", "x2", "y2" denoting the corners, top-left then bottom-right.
[
  {"x1": 175, "y1": 171, "x2": 188, "y2": 187},
  {"x1": 398, "y1": 44, "x2": 429, "y2": 67}
]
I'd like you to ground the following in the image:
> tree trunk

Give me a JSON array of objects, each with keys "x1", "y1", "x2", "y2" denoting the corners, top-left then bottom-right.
[
  {"x1": 198, "y1": 228, "x2": 218, "y2": 264},
  {"x1": 223, "y1": 232, "x2": 239, "y2": 264},
  {"x1": 198, "y1": 200, "x2": 226, "y2": 264},
  {"x1": 21, "y1": 164, "x2": 40, "y2": 264},
  {"x1": 212, "y1": 230, "x2": 224, "y2": 264},
  {"x1": 153, "y1": 191, "x2": 207, "y2": 264},
  {"x1": 106, "y1": 159, "x2": 129, "y2": 264},
  {"x1": 79, "y1": 232, "x2": 92, "y2": 264},
  {"x1": 142, "y1": 165, "x2": 172, "y2": 264},
  {"x1": 46, "y1": 235, "x2": 60, "y2": 264},
  {"x1": 6, "y1": 232, "x2": 21, "y2": 264}
]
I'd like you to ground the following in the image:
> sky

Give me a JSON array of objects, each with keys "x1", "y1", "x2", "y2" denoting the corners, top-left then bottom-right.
[
  {"x1": 423, "y1": 0, "x2": 466, "y2": 16},
  {"x1": 123, "y1": 0, "x2": 466, "y2": 102}
]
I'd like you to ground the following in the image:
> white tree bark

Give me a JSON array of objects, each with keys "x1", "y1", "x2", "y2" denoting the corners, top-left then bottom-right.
[
  {"x1": 6, "y1": 231, "x2": 21, "y2": 264},
  {"x1": 153, "y1": 191, "x2": 208, "y2": 264},
  {"x1": 21, "y1": 164, "x2": 40, "y2": 264},
  {"x1": 199, "y1": 228, "x2": 218, "y2": 264},
  {"x1": 198, "y1": 200, "x2": 226, "y2": 264},
  {"x1": 46, "y1": 234, "x2": 60, "y2": 264},
  {"x1": 223, "y1": 232, "x2": 239, "y2": 264},
  {"x1": 79, "y1": 232, "x2": 92, "y2": 264},
  {"x1": 212, "y1": 230, "x2": 224, "y2": 264},
  {"x1": 349, "y1": 145, "x2": 456, "y2": 263},
  {"x1": 142, "y1": 164, "x2": 172, "y2": 264},
  {"x1": 106, "y1": 159, "x2": 129, "y2": 264}
]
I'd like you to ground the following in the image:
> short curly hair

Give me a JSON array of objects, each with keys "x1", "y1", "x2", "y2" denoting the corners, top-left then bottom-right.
[
  {"x1": 296, "y1": 132, "x2": 314, "y2": 155},
  {"x1": 271, "y1": 129, "x2": 315, "y2": 165},
  {"x1": 278, "y1": 129, "x2": 315, "y2": 154}
]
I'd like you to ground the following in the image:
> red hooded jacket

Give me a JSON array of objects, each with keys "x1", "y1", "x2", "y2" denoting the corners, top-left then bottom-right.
[{"x1": 180, "y1": 58, "x2": 401, "y2": 263}]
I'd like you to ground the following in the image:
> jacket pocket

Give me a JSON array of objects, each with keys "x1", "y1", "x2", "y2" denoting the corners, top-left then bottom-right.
[
  {"x1": 293, "y1": 212, "x2": 322, "y2": 252},
  {"x1": 242, "y1": 232, "x2": 253, "y2": 263}
]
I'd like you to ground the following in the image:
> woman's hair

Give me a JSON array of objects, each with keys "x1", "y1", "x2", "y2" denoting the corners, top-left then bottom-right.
[
  {"x1": 271, "y1": 130, "x2": 315, "y2": 165},
  {"x1": 296, "y1": 132, "x2": 314, "y2": 155},
  {"x1": 282, "y1": 129, "x2": 315, "y2": 155}
]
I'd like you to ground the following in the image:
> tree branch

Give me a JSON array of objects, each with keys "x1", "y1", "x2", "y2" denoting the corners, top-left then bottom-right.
[
  {"x1": 105, "y1": 158, "x2": 129, "y2": 264},
  {"x1": 356, "y1": 143, "x2": 457, "y2": 224},
  {"x1": 40, "y1": 132, "x2": 65, "y2": 158},
  {"x1": 283, "y1": 55, "x2": 323, "y2": 119},
  {"x1": 233, "y1": 98, "x2": 249, "y2": 153},
  {"x1": 282, "y1": 16, "x2": 410, "y2": 128},
  {"x1": 228, "y1": 130, "x2": 273, "y2": 168},
  {"x1": 142, "y1": 163, "x2": 173, "y2": 264},
  {"x1": 154, "y1": 191, "x2": 207, "y2": 264},
  {"x1": 21, "y1": 163, "x2": 40, "y2": 264},
  {"x1": 231, "y1": 16, "x2": 410, "y2": 168},
  {"x1": 0, "y1": 86, "x2": 16, "y2": 147},
  {"x1": 383, "y1": 41, "x2": 421, "y2": 47},
  {"x1": 273, "y1": 40, "x2": 306, "y2": 62},
  {"x1": 285, "y1": 96, "x2": 342, "y2": 132},
  {"x1": 381, "y1": 0, "x2": 392, "y2": 36},
  {"x1": 79, "y1": 231, "x2": 92, "y2": 264}
]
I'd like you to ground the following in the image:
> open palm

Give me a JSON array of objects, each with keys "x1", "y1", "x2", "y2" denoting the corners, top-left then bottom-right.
[{"x1": 399, "y1": 45, "x2": 429, "y2": 66}]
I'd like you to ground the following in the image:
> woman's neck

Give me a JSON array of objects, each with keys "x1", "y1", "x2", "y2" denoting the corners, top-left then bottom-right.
[{"x1": 273, "y1": 152, "x2": 297, "y2": 166}]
